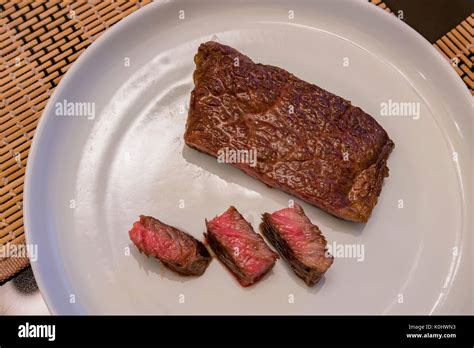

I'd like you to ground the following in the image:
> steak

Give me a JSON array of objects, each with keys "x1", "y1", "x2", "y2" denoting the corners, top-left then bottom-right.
[
  {"x1": 205, "y1": 206, "x2": 278, "y2": 287},
  {"x1": 129, "y1": 215, "x2": 211, "y2": 276},
  {"x1": 260, "y1": 203, "x2": 333, "y2": 286},
  {"x1": 184, "y1": 41, "x2": 394, "y2": 222}
]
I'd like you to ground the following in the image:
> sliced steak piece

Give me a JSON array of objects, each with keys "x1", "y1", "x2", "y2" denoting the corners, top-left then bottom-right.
[
  {"x1": 260, "y1": 203, "x2": 333, "y2": 286},
  {"x1": 205, "y1": 206, "x2": 278, "y2": 287},
  {"x1": 129, "y1": 215, "x2": 211, "y2": 276},
  {"x1": 185, "y1": 41, "x2": 394, "y2": 222}
]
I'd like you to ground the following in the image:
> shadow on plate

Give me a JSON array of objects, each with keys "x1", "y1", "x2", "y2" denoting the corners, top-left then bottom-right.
[
  {"x1": 129, "y1": 244, "x2": 202, "y2": 283},
  {"x1": 182, "y1": 146, "x2": 366, "y2": 236}
]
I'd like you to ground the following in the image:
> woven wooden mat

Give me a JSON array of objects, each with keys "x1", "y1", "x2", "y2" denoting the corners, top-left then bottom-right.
[
  {"x1": 0, "y1": 0, "x2": 152, "y2": 283},
  {"x1": 0, "y1": 1, "x2": 472, "y2": 284}
]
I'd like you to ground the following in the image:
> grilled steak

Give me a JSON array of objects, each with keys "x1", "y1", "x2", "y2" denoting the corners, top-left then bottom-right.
[
  {"x1": 260, "y1": 203, "x2": 333, "y2": 286},
  {"x1": 185, "y1": 41, "x2": 394, "y2": 222},
  {"x1": 129, "y1": 215, "x2": 211, "y2": 276},
  {"x1": 205, "y1": 206, "x2": 278, "y2": 287}
]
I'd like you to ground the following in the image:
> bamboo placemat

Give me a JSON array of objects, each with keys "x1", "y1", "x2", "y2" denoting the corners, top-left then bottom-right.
[
  {"x1": 0, "y1": 0, "x2": 152, "y2": 283},
  {"x1": 433, "y1": 15, "x2": 474, "y2": 94},
  {"x1": 0, "y1": 1, "x2": 472, "y2": 284}
]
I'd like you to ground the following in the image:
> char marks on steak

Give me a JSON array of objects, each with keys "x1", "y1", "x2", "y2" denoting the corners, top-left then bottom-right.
[
  {"x1": 129, "y1": 215, "x2": 211, "y2": 276},
  {"x1": 260, "y1": 203, "x2": 333, "y2": 286},
  {"x1": 184, "y1": 41, "x2": 394, "y2": 222},
  {"x1": 205, "y1": 206, "x2": 278, "y2": 287}
]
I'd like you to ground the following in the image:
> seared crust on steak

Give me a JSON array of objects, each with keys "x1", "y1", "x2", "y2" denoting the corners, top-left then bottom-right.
[
  {"x1": 185, "y1": 41, "x2": 394, "y2": 222},
  {"x1": 260, "y1": 203, "x2": 333, "y2": 286}
]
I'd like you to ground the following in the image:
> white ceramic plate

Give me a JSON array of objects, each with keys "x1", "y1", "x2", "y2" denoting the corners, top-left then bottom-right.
[{"x1": 25, "y1": 0, "x2": 472, "y2": 314}]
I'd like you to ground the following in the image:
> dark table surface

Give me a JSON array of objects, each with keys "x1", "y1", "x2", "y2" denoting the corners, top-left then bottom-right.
[{"x1": 384, "y1": 0, "x2": 473, "y2": 43}]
